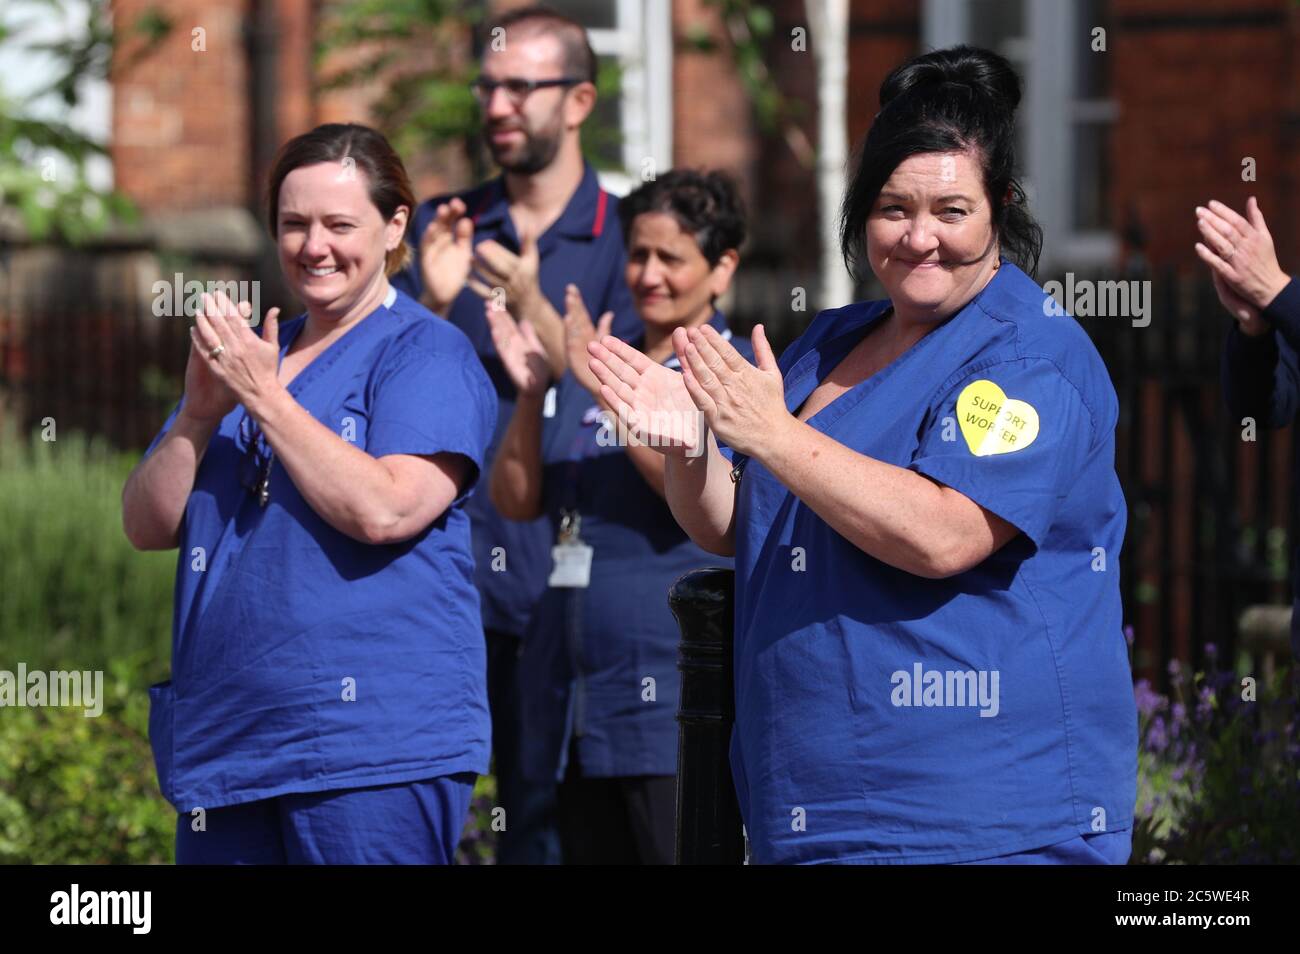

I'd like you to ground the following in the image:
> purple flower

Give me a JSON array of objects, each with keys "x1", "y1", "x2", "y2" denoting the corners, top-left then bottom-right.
[
  {"x1": 1124, "y1": 624, "x2": 1136, "y2": 647},
  {"x1": 1135, "y1": 679, "x2": 1167, "y2": 718},
  {"x1": 1196, "y1": 684, "x2": 1214, "y2": 721},
  {"x1": 1204, "y1": 642, "x2": 1218, "y2": 660},
  {"x1": 1146, "y1": 716, "x2": 1169, "y2": 753},
  {"x1": 1167, "y1": 659, "x2": 1185, "y2": 687},
  {"x1": 1172, "y1": 702, "x2": 1187, "y2": 726}
]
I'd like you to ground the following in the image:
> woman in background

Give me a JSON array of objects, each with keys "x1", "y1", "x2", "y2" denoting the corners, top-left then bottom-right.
[{"x1": 489, "y1": 170, "x2": 751, "y2": 864}]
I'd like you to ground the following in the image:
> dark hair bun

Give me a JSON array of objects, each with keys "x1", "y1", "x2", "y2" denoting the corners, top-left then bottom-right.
[
  {"x1": 838, "y1": 44, "x2": 1043, "y2": 278},
  {"x1": 880, "y1": 44, "x2": 1021, "y2": 115}
]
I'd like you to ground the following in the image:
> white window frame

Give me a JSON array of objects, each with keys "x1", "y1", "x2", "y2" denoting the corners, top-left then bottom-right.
[
  {"x1": 923, "y1": 0, "x2": 1118, "y2": 270},
  {"x1": 585, "y1": 0, "x2": 673, "y2": 195}
]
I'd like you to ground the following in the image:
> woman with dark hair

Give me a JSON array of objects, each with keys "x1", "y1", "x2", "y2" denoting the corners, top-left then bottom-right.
[
  {"x1": 488, "y1": 169, "x2": 751, "y2": 864},
  {"x1": 122, "y1": 123, "x2": 496, "y2": 864},
  {"x1": 590, "y1": 47, "x2": 1138, "y2": 864}
]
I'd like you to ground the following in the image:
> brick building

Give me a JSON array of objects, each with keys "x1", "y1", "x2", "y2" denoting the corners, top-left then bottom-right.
[
  {"x1": 106, "y1": 0, "x2": 1300, "y2": 285},
  {"x1": 14, "y1": 0, "x2": 1295, "y2": 674}
]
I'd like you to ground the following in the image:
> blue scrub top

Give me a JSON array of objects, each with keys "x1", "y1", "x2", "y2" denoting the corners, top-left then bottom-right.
[
  {"x1": 144, "y1": 287, "x2": 497, "y2": 812},
  {"x1": 391, "y1": 163, "x2": 640, "y2": 638},
  {"x1": 729, "y1": 262, "x2": 1137, "y2": 864},
  {"x1": 521, "y1": 311, "x2": 753, "y2": 782}
]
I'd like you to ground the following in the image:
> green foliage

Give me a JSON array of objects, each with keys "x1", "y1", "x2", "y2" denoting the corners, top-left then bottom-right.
[
  {"x1": 315, "y1": 1, "x2": 484, "y2": 160},
  {"x1": 0, "y1": 429, "x2": 173, "y2": 680},
  {"x1": 0, "y1": 660, "x2": 174, "y2": 864},
  {"x1": 0, "y1": 0, "x2": 167, "y2": 242},
  {"x1": 697, "y1": 0, "x2": 808, "y2": 142},
  {"x1": 315, "y1": 1, "x2": 624, "y2": 173},
  {"x1": 0, "y1": 426, "x2": 501, "y2": 863},
  {"x1": 1131, "y1": 651, "x2": 1300, "y2": 864}
]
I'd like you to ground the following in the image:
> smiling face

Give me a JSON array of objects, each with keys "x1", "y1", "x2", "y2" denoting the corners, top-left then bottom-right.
[
  {"x1": 479, "y1": 34, "x2": 587, "y2": 174},
  {"x1": 276, "y1": 162, "x2": 407, "y2": 321},
  {"x1": 625, "y1": 212, "x2": 736, "y2": 333},
  {"x1": 866, "y1": 150, "x2": 1001, "y2": 323}
]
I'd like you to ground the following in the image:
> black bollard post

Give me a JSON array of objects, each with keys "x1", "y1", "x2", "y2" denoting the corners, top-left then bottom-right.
[{"x1": 670, "y1": 567, "x2": 744, "y2": 865}]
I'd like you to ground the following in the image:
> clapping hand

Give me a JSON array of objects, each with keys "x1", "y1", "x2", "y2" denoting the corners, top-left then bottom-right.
[
  {"x1": 1195, "y1": 197, "x2": 1290, "y2": 336},
  {"x1": 562, "y1": 284, "x2": 614, "y2": 397},
  {"x1": 587, "y1": 335, "x2": 704, "y2": 457},
  {"x1": 418, "y1": 198, "x2": 475, "y2": 314},
  {"x1": 191, "y1": 291, "x2": 283, "y2": 415},
  {"x1": 485, "y1": 299, "x2": 550, "y2": 398},
  {"x1": 673, "y1": 324, "x2": 785, "y2": 458}
]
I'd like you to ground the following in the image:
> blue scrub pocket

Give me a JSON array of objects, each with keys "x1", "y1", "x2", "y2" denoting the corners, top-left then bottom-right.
[{"x1": 147, "y1": 680, "x2": 176, "y2": 807}]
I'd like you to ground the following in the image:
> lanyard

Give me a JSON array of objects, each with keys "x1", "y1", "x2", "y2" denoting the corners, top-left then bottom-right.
[{"x1": 558, "y1": 413, "x2": 596, "y2": 540}]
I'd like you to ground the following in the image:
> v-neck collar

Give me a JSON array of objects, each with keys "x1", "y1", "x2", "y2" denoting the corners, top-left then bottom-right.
[
  {"x1": 784, "y1": 261, "x2": 1016, "y2": 432},
  {"x1": 469, "y1": 162, "x2": 606, "y2": 253},
  {"x1": 278, "y1": 286, "x2": 398, "y2": 396},
  {"x1": 782, "y1": 303, "x2": 898, "y2": 431}
]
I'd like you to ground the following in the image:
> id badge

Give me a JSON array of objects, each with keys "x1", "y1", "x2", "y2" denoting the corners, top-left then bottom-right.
[{"x1": 548, "y1": 542, "x2": 594, "y2": 588}]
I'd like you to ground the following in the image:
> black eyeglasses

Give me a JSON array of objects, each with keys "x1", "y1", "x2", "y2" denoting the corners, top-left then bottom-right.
[
  {"x1": 238, "y1": 412, "x2": 274, "y2": 508},
  {"x1": 469, "y1": 76, "x2": 582, "y2": 105}
]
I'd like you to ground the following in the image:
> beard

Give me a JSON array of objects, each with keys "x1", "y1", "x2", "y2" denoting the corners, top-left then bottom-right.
[{"x1": 485, "y1": 111, "x2": 565, "y2": 175}]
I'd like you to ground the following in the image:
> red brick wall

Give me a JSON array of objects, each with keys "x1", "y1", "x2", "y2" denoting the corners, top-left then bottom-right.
[
  {"x1": 111, "y1": 0, "x2": 252, "y2": 212},
  {"x1": 1110, "y1": 0, "x2": 1300, "y2": 268},
  {"x1": 672, "y1": 0, "x2": 756, "y2": 186},
  {"x1": 847, "y1": 0, "x2": 920, "y2": 148},
  {"x1": 273, "y1": 0, "x2": 315, "y2": 148}
]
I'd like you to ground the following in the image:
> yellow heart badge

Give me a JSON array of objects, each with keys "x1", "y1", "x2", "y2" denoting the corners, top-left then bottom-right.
[{"x1": 956, "y1": 379, "x2": 1040, "y2": 456}]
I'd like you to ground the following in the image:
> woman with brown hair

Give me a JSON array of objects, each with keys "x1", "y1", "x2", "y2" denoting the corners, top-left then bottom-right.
[{"x1": 122, "y1": 123, "x2": 496, "y2": 864}]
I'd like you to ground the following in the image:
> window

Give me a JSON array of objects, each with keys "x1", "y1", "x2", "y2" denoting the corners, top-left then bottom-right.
[
  {"x1": 548, "y1": 0, "x2": 673, "y2": 195},
  {"x1": 924, "y1": 0, "x2": 1118, "y2": 269}
]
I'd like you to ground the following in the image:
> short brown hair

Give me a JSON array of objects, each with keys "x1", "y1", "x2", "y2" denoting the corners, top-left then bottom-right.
[
  {"x1": 266, "y1": 123, "x2": 415, "y2": 276},
  {"x1": 481, "y1": 5, "x2": 597, "y2": 85}
]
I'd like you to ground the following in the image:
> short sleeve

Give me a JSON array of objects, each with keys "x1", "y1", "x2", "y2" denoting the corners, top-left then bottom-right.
[
  {"x1": 908, "y1": 358, "x2": 1096, "y2": 548},
  {"x1": 366, "y1": 345, "x2": 498, "y2": 502}
]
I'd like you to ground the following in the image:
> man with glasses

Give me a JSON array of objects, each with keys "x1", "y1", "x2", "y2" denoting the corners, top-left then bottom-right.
[{"x1": 391, "y1": 4, "x2": 638, "y2": 865}]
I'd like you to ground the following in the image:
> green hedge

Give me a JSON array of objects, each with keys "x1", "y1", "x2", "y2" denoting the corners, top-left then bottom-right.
[
  {"x1": 0, "y1": 429, "x2": 498, "y2": 863},
  {"x1": 0, "y1": 663, "x2": 174, "y2": 863},
  {"x1": 0, "y1": 431, "x2": 173, "y2": 679},
  {"x1": 1, "y1": 431, "x2": 176, "y2": 862}
]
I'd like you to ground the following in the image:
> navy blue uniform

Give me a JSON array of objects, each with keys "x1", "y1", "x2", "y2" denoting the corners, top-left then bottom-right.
[
  {"x1": 391, "y1": 163, "x2": 640, "y2": 636},
  {"x1": 391, "y1": 162, "x2": 639, "y2": 864},
  {"x1": 1221, "y1": 276, "x2": 1300, "y2": 656},
  {"x1": 521, "y1": 311, "x2": 754, "y2": 784}
]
